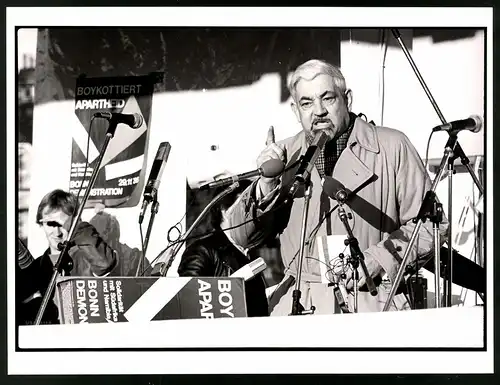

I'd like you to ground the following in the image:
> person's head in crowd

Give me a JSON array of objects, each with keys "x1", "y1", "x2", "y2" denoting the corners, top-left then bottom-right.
[
  {"x1": 289, "y1": 59, "x2": 353, "y2": 140},
  {"x1": 36, "y1": 189, "x2": 78, "y2": 254},
  {"x1": 89, "y1": 203, "x2": 121, "y2": 248}
]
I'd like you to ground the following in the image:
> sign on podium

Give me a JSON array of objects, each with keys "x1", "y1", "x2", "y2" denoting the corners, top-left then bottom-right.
[{"x1": 55, "y1": 276, "x2": 247, "y2": 324}]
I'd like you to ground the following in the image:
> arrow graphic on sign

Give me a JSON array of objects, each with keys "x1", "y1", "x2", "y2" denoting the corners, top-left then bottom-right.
[
  {"x1": 98, "y1": 95, "x2": 148, "y2": 171},
  {"x1": 70, "y1": 114, "x2": 100, "y2": 164}
]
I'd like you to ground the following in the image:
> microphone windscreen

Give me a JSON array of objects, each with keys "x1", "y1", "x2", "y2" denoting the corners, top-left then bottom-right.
[
  {"x1": 322, "y1": 176, "x2": 346, "y2": 200},
  {"x1": 230, "y1": 257, "x2": 267, "y2": 281},
  {"x1": 469, "y1": 115, "x2": 483, "y2": 133},
  {"x1": 260, "y1": 158, "x2": 285, "y2": 178},
  {"x1": 132, "y1": 113, "x2": 144, "y2": 129}
]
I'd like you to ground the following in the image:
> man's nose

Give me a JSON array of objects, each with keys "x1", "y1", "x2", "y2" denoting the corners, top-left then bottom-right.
[{"x1": 313, "y1": 100, "x2": 327, "y2": 116}]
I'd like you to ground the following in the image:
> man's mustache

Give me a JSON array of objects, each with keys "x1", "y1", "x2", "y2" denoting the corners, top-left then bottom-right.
[{"x1": 312, "y1": 118, "x2": 331, "y2": 125}]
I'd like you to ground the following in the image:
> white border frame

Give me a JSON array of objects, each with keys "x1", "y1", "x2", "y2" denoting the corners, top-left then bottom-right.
[{"x1": 7, "y1": 6, "x2": 494, "y2": 374}]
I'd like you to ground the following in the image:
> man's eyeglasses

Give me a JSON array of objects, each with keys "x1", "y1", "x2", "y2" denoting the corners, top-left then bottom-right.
[{"x1": 42, "y1": 221, "x2": 63, "y2": 228}]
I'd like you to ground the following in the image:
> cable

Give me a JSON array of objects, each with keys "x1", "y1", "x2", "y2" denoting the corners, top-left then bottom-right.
[
  {"x1": 140, "y1": 158, "x2": 303, "y2": 276},
  {"x1": 167, "y1": 226, "x2": 182, "y2": 243},
  {"x1": 287, "y1": 204, "x2": 337, "y2": 272},
  {"x1": 306, "y1": 256, "x2": 349, "y2": 285},
  {"x1": 135, "y1": 190, "x2": 198, "y2": 277},
  {"x1": 282, "y1": 198, "x2": 359, "y2": 279},
  {"x1": 266, "y1": 203, "x2": 341, "y2": 305},
  {"x1": 138, "y1": 188, "x2": 293, "y2": 276},
  {"x1": 136, "y1": 183, "x2": 199, "y2": 275},
  {"x1": 378, "y1": 28, "x2": 388, "y2": 127},
  {"x1": 72, "y1": 116, "x2": 95, "y2": 216},
  {"x1": 471, "y1": 159, "x2": 484, "y2": 305},
  {"x1": 404, "y1": 129, "x2": 436, "y2": 298},
  {"x1": 166, "y1": 194, "x2": 197, "y2": 243},
  {"x1": 137, "y1": 221, "x2": 146, "y2": 276},
  {"x1": 407, "y1": 277, "x2": 415, "y2": 309},
  {"x1": 421, "y1": 130, "x2": 436, "y2": 302},
  {"x1": 144, "y1": 194, "x2": 196, "y2": 274},
  {"x1": 423, "y1": 131, "x2": 434, "y2": 178},
  {"x1": 472, "y1": 182, "x2": 478, "y2": 306}
]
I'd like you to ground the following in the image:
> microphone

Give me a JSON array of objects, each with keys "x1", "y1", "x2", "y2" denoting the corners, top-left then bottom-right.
[
  {"x1": 139, "y1": 142, "x2": 172, "y2": 224},
  {"x1": 322, "y1": 176, "x2": 378, "y2": 297},
  {"x1": 230, "y1": 257, "x2": 267, "y2": 281},
  {"x1": 199, "y1": 159, "x2": 284, "y2": 190},
  {"x1": 322, "y1": 176, "x2": 350, "y2": 203},
  {"x1": 94, "y1": 111, "x2": 144, "y2": 129},
  {"x1": 288, "y1": 131, "x2": 330, "y2": 198},
  {"x1": 432, "y1": 115, "x2": 482, "y2": 134}
]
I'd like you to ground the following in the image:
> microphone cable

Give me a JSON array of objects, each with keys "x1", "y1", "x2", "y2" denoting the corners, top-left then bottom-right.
[
  {"x1": 139, "y1": 157, "x2": 302, "y2": 276},
  {"x1": 72, "y1": 116, "x2": 96, "y2": 216},
  {"x1": 137, "y1": 193, "x2": 197, "y2": 276},
  {"x1": 407, "y1": 129, "x2": 436, "y2": 308},
  {"x1": 138, "y1": 204, "x2": 287, "y2": 276}
]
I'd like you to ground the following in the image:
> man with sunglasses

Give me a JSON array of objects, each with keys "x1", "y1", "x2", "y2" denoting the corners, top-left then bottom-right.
[{"x1": 18, "y1": 189, "x2": 119, "y2": 324}]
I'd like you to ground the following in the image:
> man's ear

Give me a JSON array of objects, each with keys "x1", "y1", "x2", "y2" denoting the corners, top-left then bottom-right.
[
  {"x1": 290, "y1": 102, "x2": 300, "y2": 123},
  {"x1": 345, "y1": 89, "x2": 353, "y2": 111}
]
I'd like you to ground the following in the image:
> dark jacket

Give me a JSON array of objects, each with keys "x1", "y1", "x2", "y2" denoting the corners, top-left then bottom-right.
[
  {"x1": 16, "y1": 221, "x2": 119, "y2": 325},
  {"x1": 178, "y1": 231, "x2": 269, "y2": 317},
  {"x1": 89, "y1": 211, "x2": 147, "y2": 276}
]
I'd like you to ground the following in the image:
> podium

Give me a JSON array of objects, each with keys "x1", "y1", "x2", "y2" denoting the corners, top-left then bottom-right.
[
  {"x1": 17, "y1": 306, "x2": 485, "y2": 351},
  {"x1": 55, "y1": 276, "x2": 247, "y2": 323}
]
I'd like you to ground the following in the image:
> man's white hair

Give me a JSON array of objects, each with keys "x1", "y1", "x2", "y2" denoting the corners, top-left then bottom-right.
[{"x1": 288, "y1": 59, "x2": 347, "y2": 102}]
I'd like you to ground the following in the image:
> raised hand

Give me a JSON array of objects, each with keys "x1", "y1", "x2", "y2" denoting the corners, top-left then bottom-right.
[{"x1": 257, "y1": 126, "x2": 285, "y2": 195}]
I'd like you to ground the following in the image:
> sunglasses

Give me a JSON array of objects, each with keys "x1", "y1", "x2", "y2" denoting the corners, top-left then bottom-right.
[{"x1": 42, "y1": 220, "x2": 64, "y2": 228}]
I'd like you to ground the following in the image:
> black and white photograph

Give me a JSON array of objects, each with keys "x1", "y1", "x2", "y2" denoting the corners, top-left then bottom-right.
[{"x1": 8, "y1": 6, "x2": 493, "y2": 375}]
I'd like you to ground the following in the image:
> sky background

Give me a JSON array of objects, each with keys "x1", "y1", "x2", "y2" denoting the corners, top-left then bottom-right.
[{"x1": 17, "y1": 28, "x2": 37, "y2": 71}]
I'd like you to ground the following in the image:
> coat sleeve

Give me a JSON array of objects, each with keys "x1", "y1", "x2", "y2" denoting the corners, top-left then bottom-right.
[
  {"x1": 16, "y1": 258, "x2": 41, "y2": 303},
  {"x1": 224, "y1": 136, "x2": 298, "y2": 250},
  {"x1": 112, "y1": 242, "x2": 144, "y2": 277},
  {"x1": 223, "y1": 179, "x2": 293, "y2": 251},
  {"x1": 363, "y1": 133, "x2": 449, "y2": 283},
  {"x1": 69, "y1": 221, "x2": 119, "y2": 277},
  {"x1": 177, "y1": 242, "x2": 216, "y2": 277}
]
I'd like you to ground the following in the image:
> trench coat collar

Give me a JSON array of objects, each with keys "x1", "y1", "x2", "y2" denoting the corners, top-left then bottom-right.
[{"x1": 285, "y1": 117, "x2": 380, "y2": 194}]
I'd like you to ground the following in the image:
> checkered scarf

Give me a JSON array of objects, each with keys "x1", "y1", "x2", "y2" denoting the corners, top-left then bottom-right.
[{"x1": 306, "y1": 114, "x2": 355, "y2": 178}]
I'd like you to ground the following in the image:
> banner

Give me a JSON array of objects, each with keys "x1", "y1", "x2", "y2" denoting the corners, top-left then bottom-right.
[
  {"x1": 55, "y1": 277, "x2": 247, "y2": 323},
  {"x1": 72, "y1": 74, "x2": 158, "y2": 208}
]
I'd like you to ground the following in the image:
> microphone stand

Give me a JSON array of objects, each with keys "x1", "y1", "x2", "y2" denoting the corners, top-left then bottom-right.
[
  {"x1": 287, "y1": 131, "x2": 328, "y2": 315},
  {"x1": 290, "y1": 178, "x2": 316, "y2": 316},
  {"x1": 135, "y1": 199, "x2": 159, "y2": 277},
  {"x1": 336, "y1": 200, "x2": 378, "y2": 313},
  {"x1": 383, "y1": 134, "x2": 453, "y2": 312},
  {"x1": 390, "y1": 28, "x2": 484, "y2": 308},
  {"x1": 152, "y1": 182, "x2": 242, "y2": 277},
  {"x1": 34, "y1": 118, "x2": 121, "y2": 325}
]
